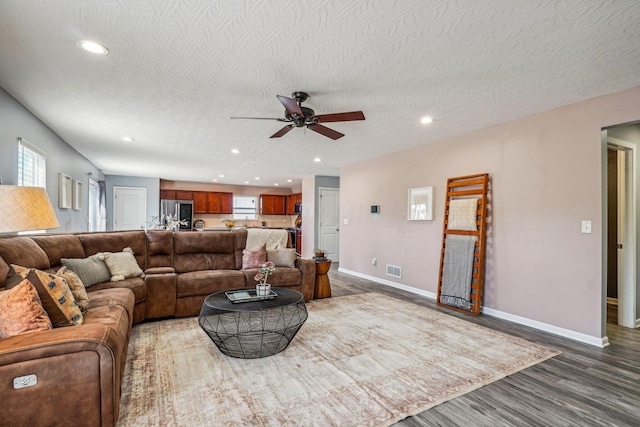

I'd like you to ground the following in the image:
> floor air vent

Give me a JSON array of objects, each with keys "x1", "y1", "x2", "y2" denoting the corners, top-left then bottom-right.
[{"x1": 386, "y1": 264, "x2": 402, "y2": 278}]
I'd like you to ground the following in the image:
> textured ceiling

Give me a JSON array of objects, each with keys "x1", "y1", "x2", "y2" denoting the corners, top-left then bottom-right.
[{"x1": 1, "y1": 0, "x2": 639, "y2": 188}]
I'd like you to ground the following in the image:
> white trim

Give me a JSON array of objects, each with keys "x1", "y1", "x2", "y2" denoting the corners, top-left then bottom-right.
[
  {"x1": 337, "y1": 267, "x2": 606, "y2": 347},
  {"x1": 338, "y1": 267, "x2": 437, "y2": 300}
]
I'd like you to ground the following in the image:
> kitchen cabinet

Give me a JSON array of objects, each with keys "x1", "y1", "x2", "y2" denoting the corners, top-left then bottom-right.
[
  {"x1": 175, "y1": 190, "x2": 193, "y2": 200},
  {"x1": 193, "y1": 191, "x2": 208, "y2": 214},
  {"x1": 193, "y1": 191, "x2": 233, "y2": 214},
  {"x1": 286, "y1": 193, "x2": 302, "y2": 215},
  {"x1": 160, "y1": 189, "x2": 176, "y2": 200},
  {"x1": 260, "y1": 194, "x2": 286, "y2": 215}
]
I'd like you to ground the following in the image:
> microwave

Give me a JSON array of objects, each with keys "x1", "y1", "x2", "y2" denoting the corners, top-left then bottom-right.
[{"x1": 294, "y1": 202, "x2": 302, "y2": 215}]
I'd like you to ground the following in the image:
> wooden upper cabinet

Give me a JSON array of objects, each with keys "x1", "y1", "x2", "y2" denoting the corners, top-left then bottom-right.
[
  {"x1": 286, "y1": 193, "x2": 302, "y2": 215},
  {"x1": 207, "y1": 192, "x2": 221, "y2": 213},
  {"x1": 260, "y1": 194, "x2": 286, "y2": 215},
  {"x1": 193, "y1": 191, "x2": 208, "y2": 214},
  {"x1": 175, "y1": 190, "x2": 193, "y2": 200},
  {"x1": 160, "y1": 189, "x2": 176, "y2": 200},
  {"x1": 219, "y1": 192, "x2": 233, "y2": 214}
]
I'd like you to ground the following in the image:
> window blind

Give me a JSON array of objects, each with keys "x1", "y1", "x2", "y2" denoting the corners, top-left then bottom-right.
[{"x1": 18, "y1": 138, "x2": 46, "y2": 188}]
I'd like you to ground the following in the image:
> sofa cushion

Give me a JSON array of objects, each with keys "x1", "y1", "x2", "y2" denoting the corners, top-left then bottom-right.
[
  {"x1": 176, "y1": 270, "x2": 246, "y2": 297},
  {"x1": 242, "y1": 244, "x2": 266, "y2": 269},
  {"x1": 88, "y1": 277, "x2": 146, "y2": 305},
  {"x1": 6, "y1": 265, "x2": 83, "y2": 327},
  {"x1": 0, "y1": 237, "x2": 50, "y2": 287},
  {"x1": 102, "y1": 248, "x2": 144, "y2": 281},
  {"x1": 173, "y1": 232, "x2": 237, "y2": 273},
  {"x1": 0, "y1": 278, "x2": 52, "y2": 338},
  {"x1": 56, "y1": 267, "x2": 90, "y2": 312},
  {"x1": 31, "y1": 235, "x2": 85, "y2": 269},
  {"x1": 267, "y1": 248, "x2": 296, "y2": 267},
  {"x1": 61, "y1": 254, "x2": 111, "y2": 287},
  {"x1": 78, "y1": 231, "x2": 146, "y2": 270},
  {"x1": 242, "y1": 267, "x2": 302, "y2": 287},
  {"x1": 87, "y1": 287, "x2": 136, "y2": 327}
]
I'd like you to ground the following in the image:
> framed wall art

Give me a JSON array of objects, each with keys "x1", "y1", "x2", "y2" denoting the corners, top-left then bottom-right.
[
  {"x1": 408, "y1": 187, "x2": 433, "y2": 220},
  {"x1": 58, "y1": 173, "x2": 72, "y2": 209},
  {"x1": 72, "y1": 179, "x2": 83, "y2": 210}
]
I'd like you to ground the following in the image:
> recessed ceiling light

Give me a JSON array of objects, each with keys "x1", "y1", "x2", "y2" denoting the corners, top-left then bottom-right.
[
  {"x1": 254, "y1": 177, "x2": 261, "y2": 181},
  {"x1": 244, "y1": 181, "x2": 250, "y2": 184},
  {"x1": 314, "y1": 158, "x2": 321, "y2": 162},
  {"x1": 77, "y1": 40, "x2": 109, "y2": 55},
  {"x1": 212, "y1": 179, "x2": 218, "y2": 182},
  {"x1": 287, "y1": 179, "x2": 292, "y2": 183},
  {"x1": 122, "y1": 136, "x2": 135, "y2": 142},
  {"x1": 219, "y1": 174, "x2": 225, "y2": 178},
  {"x1": 274, "y1": 183, "x2": 279, "y2": 186},
  {"x1": 420, "y1": 116, "x2": 433, "y2": 124},
  {"x1": 231, "y1": 149, "x2": 240, "y2": 154}
]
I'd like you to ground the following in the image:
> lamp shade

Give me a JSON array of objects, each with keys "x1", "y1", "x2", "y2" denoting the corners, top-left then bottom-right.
[{"x1": 0, "y1": 186, "x2": 60, "y2": 233}]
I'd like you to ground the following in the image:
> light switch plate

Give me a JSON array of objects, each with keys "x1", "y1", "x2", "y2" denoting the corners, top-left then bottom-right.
[
  {"x1": 343, "y1": 218, "x2": 349, "y2": 224},
  {"x1": 581, "y1": 220, "x2": 592, "y2": 234}
]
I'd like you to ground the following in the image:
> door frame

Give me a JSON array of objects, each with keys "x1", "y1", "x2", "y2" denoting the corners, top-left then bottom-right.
[{"x1": 605, "y1": 135, "x2": 637, "y2": 330}]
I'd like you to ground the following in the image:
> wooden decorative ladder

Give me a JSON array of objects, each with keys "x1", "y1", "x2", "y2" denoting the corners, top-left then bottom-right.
[{"x1": 436, "y1": 173, "x2": 489, "y2": 316}]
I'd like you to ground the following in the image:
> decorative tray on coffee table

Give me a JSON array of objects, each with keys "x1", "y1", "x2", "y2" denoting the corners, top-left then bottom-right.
[{"x1": 225, "y1": 289, "x2": 278, "y2": 303}]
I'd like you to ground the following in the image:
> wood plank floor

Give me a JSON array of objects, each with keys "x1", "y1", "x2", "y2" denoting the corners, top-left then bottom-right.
[{"x1": 327, "y1": 265, "x2": 640, "y2": 427}]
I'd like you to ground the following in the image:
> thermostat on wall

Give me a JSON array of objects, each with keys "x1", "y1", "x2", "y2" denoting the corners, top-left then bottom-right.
[{"x1": 371, "y1": 205, "x2": 380, "y2": 214}]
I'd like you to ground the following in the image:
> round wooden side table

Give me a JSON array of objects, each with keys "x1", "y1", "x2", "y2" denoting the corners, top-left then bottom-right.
[{"x1": 314, "y1": 259, "x2": 332, "y2": 299}]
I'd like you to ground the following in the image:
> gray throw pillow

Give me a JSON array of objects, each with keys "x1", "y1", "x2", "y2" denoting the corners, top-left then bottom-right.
[
  {"x1": 267, "y1": 248, "x2": 296, "y2": 267},
  {"x1": 61, "y1": 254, "x2": 111, "y2": 287}
]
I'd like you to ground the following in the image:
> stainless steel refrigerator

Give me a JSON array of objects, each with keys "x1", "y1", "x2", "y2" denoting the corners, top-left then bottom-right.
[{"x1": 160, "y1": 199, "x2": 193, "y2": 231}]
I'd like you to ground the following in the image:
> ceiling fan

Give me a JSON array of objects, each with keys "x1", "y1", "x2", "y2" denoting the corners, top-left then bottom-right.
[{"x1": 231, "y1": 91, "x2": 365, "y2": 140}]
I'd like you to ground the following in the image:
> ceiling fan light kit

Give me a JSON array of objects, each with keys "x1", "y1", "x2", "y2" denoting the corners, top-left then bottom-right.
[{"x1": 231, "y1": 91, "x2": 365, "y2": 140}]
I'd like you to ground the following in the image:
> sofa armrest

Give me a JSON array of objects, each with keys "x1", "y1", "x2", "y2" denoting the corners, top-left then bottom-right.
[
  {"x1": 0, "y1": 324, "x2": 123, "y2": 427},
  {"x1": 296, "y1": 257, "x2": 316, "y2": 301},
  {"x1": 145, "y1": 272, "x2": 177, "y2": 319}
]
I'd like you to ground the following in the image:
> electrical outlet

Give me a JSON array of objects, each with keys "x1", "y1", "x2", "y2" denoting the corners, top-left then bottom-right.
[
  {"x1": 581, "y1": 220, "x2": 592, "y2": 234},
  {"x1": 372, "y1": 257, "x2": 377, "y2": 266}
]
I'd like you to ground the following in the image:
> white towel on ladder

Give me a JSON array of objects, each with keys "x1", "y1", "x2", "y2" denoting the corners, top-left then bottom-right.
[{"x1": 447, "y1": 198, "x2": 479, "y2": 231}]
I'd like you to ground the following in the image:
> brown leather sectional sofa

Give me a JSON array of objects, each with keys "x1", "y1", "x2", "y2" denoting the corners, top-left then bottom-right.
[{"x1": 0, "y1": 228, "x2": 315, "y2": 426}]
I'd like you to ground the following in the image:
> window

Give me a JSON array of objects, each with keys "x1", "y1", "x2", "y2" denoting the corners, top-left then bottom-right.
[
  {"x1": 18, "y1": 138, "x2": 46, "y2": 188},
  {"x1": 233, "y1": 196, "x2": 257, "y2": 220}
]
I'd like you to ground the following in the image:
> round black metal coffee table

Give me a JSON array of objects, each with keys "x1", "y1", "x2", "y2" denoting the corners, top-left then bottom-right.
[{"x1": 198, "y1": 288, "x2": 308, "y2": 359}]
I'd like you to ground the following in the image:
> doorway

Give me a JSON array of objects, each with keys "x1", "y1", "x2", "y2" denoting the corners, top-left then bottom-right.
[
  {"x1": 604, "y1": 135, "x2": 637, "y2": 333},
  {"x1": 113, "y1": 186, "x2": 147, "y2": 230}
]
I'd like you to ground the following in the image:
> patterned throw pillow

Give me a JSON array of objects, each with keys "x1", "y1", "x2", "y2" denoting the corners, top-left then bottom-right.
[
  {"x1": 6, "y1": 265, "x2": 83, "y2": 327},
  {"x1": 267, "y1": 248, "x2": 296, "y2": 267},
  {"x1": 61, "y1": 254, "x2": 111, "y2": 287},
  {"x1": 0, "y1": 278, "x2": 52, "y2": 338},
  {"x1": 56, "y1": 266, "x2": 90, "y2": 312},
  {"x1": 102, "y1": 247, "x2": 144, "y2": 281},
  {"x1": 242, "y1": 243, "x2": 267, "y2": 269}
]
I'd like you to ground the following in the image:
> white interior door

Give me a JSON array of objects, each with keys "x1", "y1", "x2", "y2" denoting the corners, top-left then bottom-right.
[
  {"x1": 319, "y1": 188, "x2": 339, "y2": 262},
  {"x1": 114, "y1": 186, "x2": 147, "y2": 230}
]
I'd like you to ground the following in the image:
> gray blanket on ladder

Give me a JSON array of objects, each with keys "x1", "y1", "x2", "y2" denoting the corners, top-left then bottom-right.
[{"x1": 440, "y1": 234, "x2": 478, "y2": 310}]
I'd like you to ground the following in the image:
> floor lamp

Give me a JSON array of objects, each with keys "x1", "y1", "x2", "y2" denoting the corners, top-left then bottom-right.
[{"x1": 0, "y1": 186, "x2": 60, "y2": 233}]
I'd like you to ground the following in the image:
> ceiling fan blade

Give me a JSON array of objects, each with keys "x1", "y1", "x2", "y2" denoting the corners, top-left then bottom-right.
[
  {"x1": 312, "y1": 111, "x2": 365, "y2": 123},
  {"x1": 309, "y1": 124, "x2": 344, "y2": 140},
  {"x1": 270, "y1": 125, "x2": 295, "y2": 138},
  {"x1": 276, "y1": 95, "x2": 304, "y2": 118},
  {"x1": 231, "y1": 116, "x2": 287, "y2": 121}
]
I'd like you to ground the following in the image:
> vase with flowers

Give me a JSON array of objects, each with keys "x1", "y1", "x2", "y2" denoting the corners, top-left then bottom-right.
[{"x1": 254, "y1": 261, "x2": 275, "y2": 296}]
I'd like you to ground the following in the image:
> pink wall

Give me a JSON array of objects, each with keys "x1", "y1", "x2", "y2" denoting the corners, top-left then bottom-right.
[{"x1": 340, "y1": 86, "x2": 640, "y2": 338}]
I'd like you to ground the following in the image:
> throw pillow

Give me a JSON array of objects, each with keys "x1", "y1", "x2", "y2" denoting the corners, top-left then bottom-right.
[
  {"x1": 6, "y1": 264, "x2": 83, "y2": 327},
  {"x1": 56, "y1": 266, "x2": 90, "y2": 312},
  {"x1": 61, "y1": 254, "x2": 111, "y2": 287},
  {"x1": 242, "y1": 243, "x2": 267, "y2": 269},
  {"x1": 267, "y1": 248, "x2": 296, "y2": 267},
  {"x1": 101, "y1": 247, "x2": 144, "y2": 282},
  {"x1": 0, "y1": 278, "x2": 52, "y2": 339}
]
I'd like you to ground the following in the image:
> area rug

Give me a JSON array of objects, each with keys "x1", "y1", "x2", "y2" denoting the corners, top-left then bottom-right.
[{"x1": 117, "y1": 293, "x2": 560, "y2": 426}]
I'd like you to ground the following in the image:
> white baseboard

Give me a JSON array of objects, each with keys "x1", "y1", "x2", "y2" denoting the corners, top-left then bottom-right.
[{"x1": 337, "y1": 267, "x2": 607, "y2": 348}]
